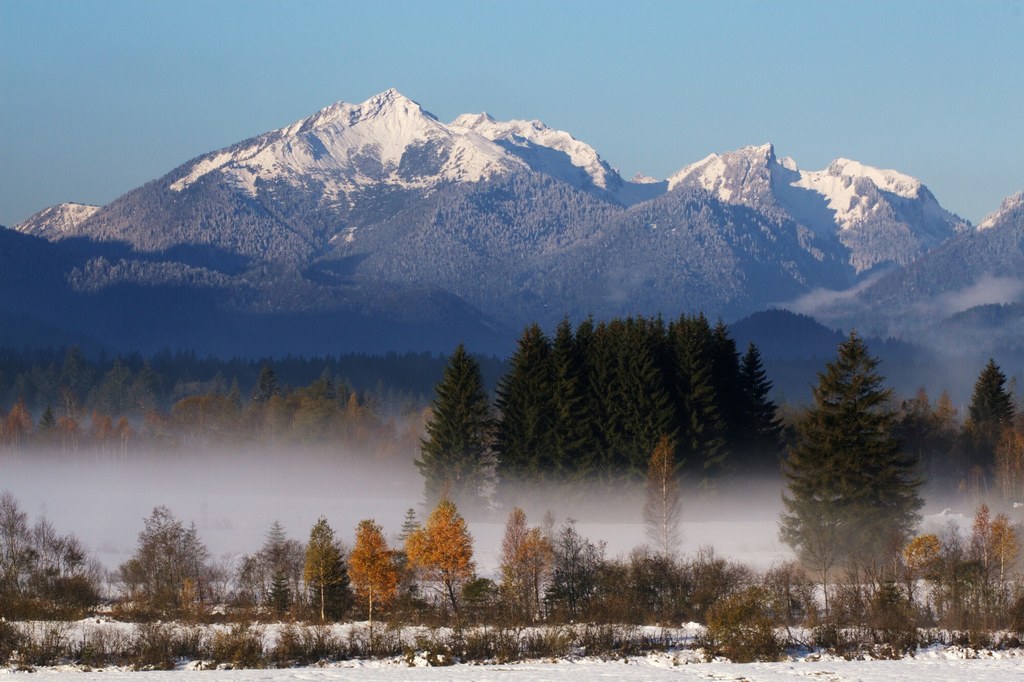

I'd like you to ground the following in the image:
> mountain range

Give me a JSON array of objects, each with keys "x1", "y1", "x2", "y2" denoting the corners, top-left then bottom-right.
[{"x1": 4, "y1": 89, "x2": 1022, "y2": 364}]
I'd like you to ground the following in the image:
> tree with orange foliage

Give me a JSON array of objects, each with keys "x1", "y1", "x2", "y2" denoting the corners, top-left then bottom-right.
[
  {"x1": 903, "y1": 533, "x2": 941, "y2": 603},
  {"x1": 499, "y1": 507, "x2": 553, "y2": 621},
  {"x1": 5, "y1": 401, "x2": 32, "y2": 454},
  {"x1": 971, "y1": 503, "x2": 1020, "y2": 607},
  {"x1": 406, "y1": 499, "x2": 475, "y2": 612},
  {"x1": 995, "y1": 426, "x2": 1024, "y2": 504},
  {"x1": 349, "y1": 519, "x2": 399, "y2": 628}
]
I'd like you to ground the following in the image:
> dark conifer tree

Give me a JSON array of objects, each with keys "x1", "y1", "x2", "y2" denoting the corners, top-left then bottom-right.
[
  {"x1": 612, "y1": 317, "x2": 675, "y2": 477},
  {"x1": 253, "y1": 365, "x2": 279, "y2": 402},
  {"x1": 670, "y1": 314, "x2": 726, "y2": 479},
  {"x1": 495, "y1": 324, "x2": 554, "y2": 478},
  {"x1": 780, "y1": 331, "x2": 921, "y2": 605},
  {"x1": 38, "y1": 405, "x2": 56, "y2": 430},
  {"x1": 710, "y1": 321, "x2": 744, "y2": 451},
  {"x1": 735, "y1": 343, "x2": 783, "y2": 473},
  {"x1": 583, "y1": 321, "x2": 619, "y2": 479},
  {"x1": 417, "y1": 344, "x2": 494, "y2": 505},
  {"x1": 965, "y1": 358, "x2": 1016, "y2": 473},
  {"x1": 549, "y1": 318, "x2": 593, "y2": 477}
]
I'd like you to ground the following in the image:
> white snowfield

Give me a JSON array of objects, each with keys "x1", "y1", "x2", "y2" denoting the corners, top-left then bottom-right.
[
  {"x1": 6, "y1": 621, "x2": 1023, "y2": 681},
  {"x1": 12, "y1": 651, "x2": 1024, "y2": 681}
]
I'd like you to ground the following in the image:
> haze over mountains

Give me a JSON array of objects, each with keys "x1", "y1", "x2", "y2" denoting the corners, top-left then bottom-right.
[{"x1": 4, "y1": 90, "x2": 1022, "y2": 364}]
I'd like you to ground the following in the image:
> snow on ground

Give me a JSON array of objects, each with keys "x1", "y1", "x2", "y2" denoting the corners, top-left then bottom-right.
[
  {"x1": 8, "y1": 621, "x2": 1024, "y2": 681},
  {"x1": 10, "y1": 654, "x2": 1024, "y2": 681}
]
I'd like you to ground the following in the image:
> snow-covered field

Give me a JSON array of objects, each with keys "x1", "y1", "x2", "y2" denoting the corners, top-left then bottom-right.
[
  {"x1": 6, "y1": 621, "x2": 1023, "y2": 681},
  {"x1": 12, "y1": 652, "x2": 1024, "y2": 681}
]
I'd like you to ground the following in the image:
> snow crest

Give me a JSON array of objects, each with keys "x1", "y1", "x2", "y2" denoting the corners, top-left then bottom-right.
[
  {"x1": 450, "y1": 112, "x2": 619, "y2": 190},
  {"x1": 169, "y1": 89, "x2": 521, "y2": 196}
]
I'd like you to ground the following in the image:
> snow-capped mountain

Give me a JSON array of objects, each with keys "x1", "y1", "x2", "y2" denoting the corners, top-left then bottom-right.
[
  {"x1": 3, "y1": 89, "x2": 1004, "y2": 357},
  {"x1": 16, "y1": 202, "x2": 100, "y2": 239},
  {"x1": 667, "y1": 144, "x2": 967, "y2": 272}
]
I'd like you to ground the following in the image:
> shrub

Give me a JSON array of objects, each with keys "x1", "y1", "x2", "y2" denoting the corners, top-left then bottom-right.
[
  {"x1": 17, "y1": 622, "x2": 73, "y2": 667},
  {"x1": 210, "y1": 623, "x2": 265, "y2": 668},
  {"x1": 0, "y1": 620, "x2": 25, "y2": 664},
  {"x1": 700, "y1": 586, "x2": 782, "y2": 662}
]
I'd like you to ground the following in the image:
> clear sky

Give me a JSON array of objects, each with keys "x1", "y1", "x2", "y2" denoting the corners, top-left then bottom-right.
[{"x1": 1, "y1": 0, "x2": 1021, "y2": 226}]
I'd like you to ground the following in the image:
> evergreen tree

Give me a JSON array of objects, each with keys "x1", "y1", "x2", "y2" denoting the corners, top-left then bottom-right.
[
  {"x1": 253, "y1": 365, "x2": 279, "y2": 402},
  {"x1": 495, "y1": 324, "x2": 554, "y2": 478},
  {"x1": 38, "y1": 405, "x2": 56, "y2": 430},
  {"x1": 416, "y1": 345, "x2": 494, "y2": 506},
  {"x1": 398, "y1": 508, "x2": 419, "y2": 543},
  {"x1": 268, "y1": 570, "x2": 291, "y2": 614},
  {"x1": 613, "y1": 317, "x2": 675, "y2": 477},
  {"x1": 779, "y1": 332, "x2": 922, "y2": 610},
  {"x1": 303, "y1": 517, "x2": 351, "y2": 621},
  {"x1": 548, "y1": 318, "x2": 592, "y2": 477},
  {"x1": 710, "y1": 321, "x2": 744, "y2": 452},
  {"x1": 966, "y1": 359, "x2": 1016, "y2": 473},
  {"x1": 735, "y1": 343, "x2": 782, "y2": 472},
  {"x1": 670, "y1": 314, "x2": 726, "y2": 479}
]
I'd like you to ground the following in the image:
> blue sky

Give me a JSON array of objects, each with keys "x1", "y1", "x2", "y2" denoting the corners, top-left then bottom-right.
[{"x1": 1, "y1": 0, "x2": 1021, "y2": 226}]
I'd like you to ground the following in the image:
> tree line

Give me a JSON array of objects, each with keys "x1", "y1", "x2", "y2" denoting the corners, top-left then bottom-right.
[
  {"x1": 418, "y1": 316, "x2": 1022, "y2": 509},
  {"x1": 0, "y1": 345, "x2": 506, "y2": 425}
]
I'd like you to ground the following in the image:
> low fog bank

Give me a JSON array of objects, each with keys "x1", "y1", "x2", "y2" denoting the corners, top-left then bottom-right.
[
  {"x1": 4, "y1": 452, "x2": 1001, "y2": 580},
  {"x1": 4, "y1": 453, "x2": 797, "y2": 577},
  {"x1": 3, "y1": 447, "x2": 422, "y2": 574}
]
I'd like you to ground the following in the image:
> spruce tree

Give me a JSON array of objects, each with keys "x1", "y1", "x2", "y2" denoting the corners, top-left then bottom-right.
[
  {"x1": 614, "y1": 317, "x2": 675, "y2": 477},
  {"x1": 736, "y1": 343, "x2": 782, "y2": 472},
  {"x1": 549, "y1": 318, "x2": 593, "y2": 477},
  {"x1": 966, "y1": 359, "x2": 1016, "y2": 472},
  {"x1": 417, "y1": 344, "x2": 494, "y2": 506},
  {"x1": 670, "y1": 314, "x2": 726, "y2": 479},
  {"x1": 710, "y1": 321, "x2": 744, "y2": 452},
  {"x1": 253, "y1": 365, "x2": 279, "y2": 402},
  {"x1": 495, "y1": 324, "x2": 554, "y2": 479},
  {"x1": 780, "y1": 332, "x2": 922, "y2": 609}
]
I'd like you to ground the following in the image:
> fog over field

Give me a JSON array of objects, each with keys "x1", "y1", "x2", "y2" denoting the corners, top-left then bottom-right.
[{"x1": 3, "y1": 448, "x2": 978, "y2": 577}]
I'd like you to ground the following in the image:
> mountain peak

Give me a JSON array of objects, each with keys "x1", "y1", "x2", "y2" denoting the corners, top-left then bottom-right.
[
  {"x1": 666, "y1": 143, "x2": 778, "y2": 197},
  {"x1": 450, "y1": 112, "x2": 496, "y2": 128},
  {"x1": 978, "y1": 191, "x2": 1024, "y2": 230},
  {"x1": 15, "y1": 202, "x2": 100, "y2": 238},
  {"x1": 822, "y1": 158, "x2": 922, "y2": 199}
]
